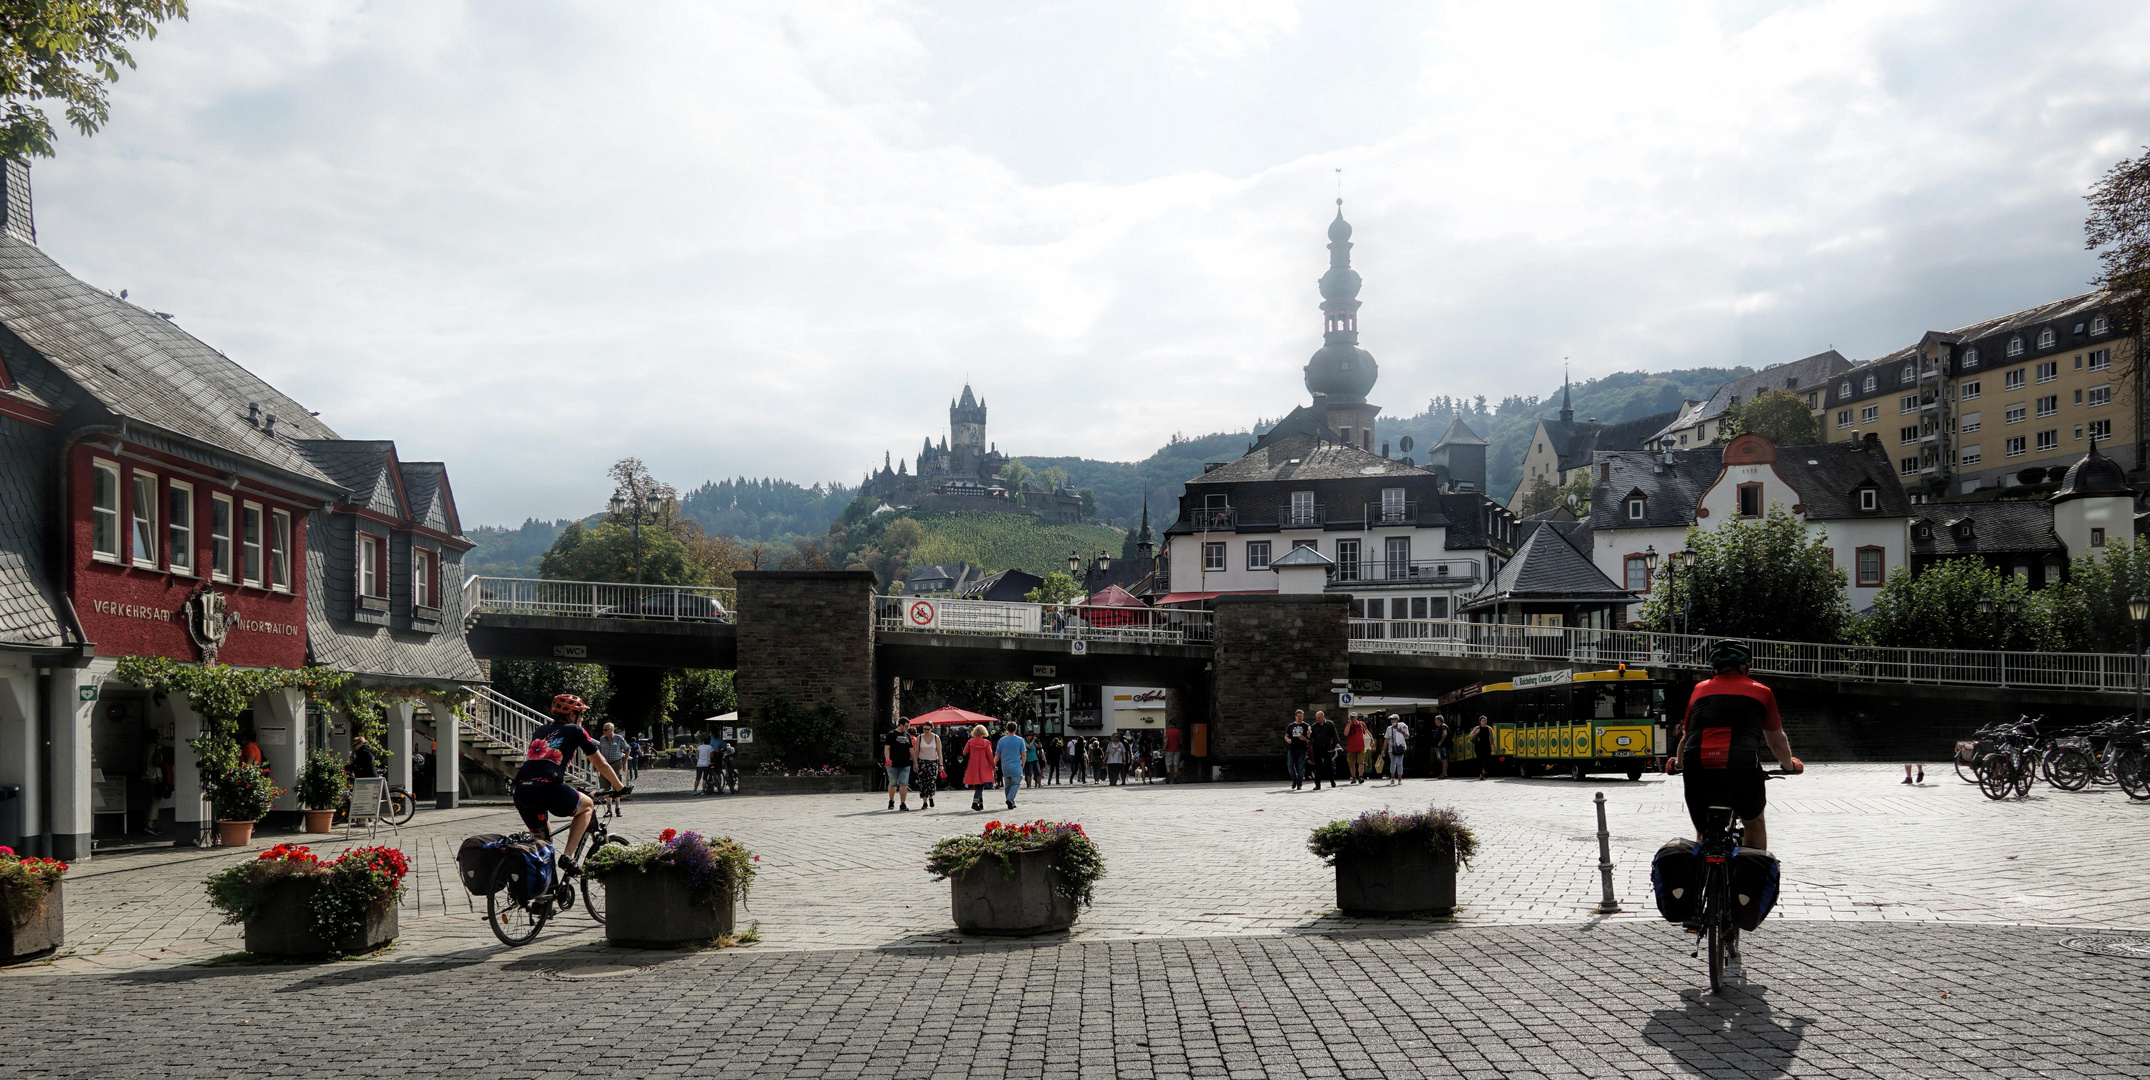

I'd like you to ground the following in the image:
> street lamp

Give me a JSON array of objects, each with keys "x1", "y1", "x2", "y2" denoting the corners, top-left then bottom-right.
[
  {"x1": 1977, "y1": 595, "x2": 1994, "y2": 617},
  {"x1": 610, "y1": 486, "x2": 645, "y2": 584},
  {"x1": 2130, "y1": 593, "x2": 2150, "y2": 728},
  {"x1": 1068, "y1": 549, "x2": 1080, "y2": 575}
]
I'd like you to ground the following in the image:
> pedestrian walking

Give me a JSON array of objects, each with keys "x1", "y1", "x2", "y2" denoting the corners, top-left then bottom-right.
[
  {"x1": 1025, "y1": 736, "x2": 1043, "y2": 785},
  {"x1": 1384, "y1": 713, "x2": 1411, "y2": 785},
  {"x1": 881, "y1": 717, "x2": 918, "y2": 811},
  {"x1": 1471, "y1": 715, "x2": 1493, "y2": 779},
  {"x1": 1106, "y1": 734, "x2": 1127, "y2": 785},
  {"x1": 595, "y1": 722, "x2": 631, "y2": 783},
  {"x1": 1046, "y1": 735, "x2": 1063, "y2": 784},
  {"x1": 1901, "y1": 762, "x2": 1924, "y2": 785},
  {"x1": 1429, "y1": 714, "x2": 1452, "y2": 779},
  {"x1": 1163, "y1": 724, "x2": 1183, "y2": 783},
  {"x1": 1310, "y1": 711, "x2": 1341, "y2": 789},
  {"x1": 915, "y1": 723, "x2": 944, "y2": 808},
  {"x1": 694, "y1": 737, "x2": 715, "y2": 794},
  {"x1": 1343, "y1": 713, "x2": 1369, "y2": 785},
  {"x1": 997, "y1": 723, "x2": 1028, "y2": 810},
  {"x1": 1285, "y1": 710, "x2": 1311, "y2": 790},
  {"x1": 1087, "y1": 737, "x2": 1105, "y2": 784},
  {"x1": 963, "y1": 724, "x2": 997, "y2": 811}
]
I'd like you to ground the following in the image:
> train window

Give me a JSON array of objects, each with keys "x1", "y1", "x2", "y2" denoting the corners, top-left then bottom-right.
[{"x1": 1586, "y1": 685, "x2": 1618, "y2": 718}]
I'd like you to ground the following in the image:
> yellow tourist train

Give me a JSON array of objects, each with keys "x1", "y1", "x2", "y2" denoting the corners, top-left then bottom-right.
[{"x1": 1438, "y1": 667, "x2": 1676, "y2": 780}]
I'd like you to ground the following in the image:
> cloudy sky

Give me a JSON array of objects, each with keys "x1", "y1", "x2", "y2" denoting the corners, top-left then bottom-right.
[{"x1": 29, "y1": 0, "x2": 2150, "y2": 524}]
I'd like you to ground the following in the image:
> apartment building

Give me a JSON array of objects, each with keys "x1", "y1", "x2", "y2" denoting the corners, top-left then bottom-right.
[
  {"x1": 1644, "y1": 350, "x2": 1853, "y2": 452},
  {"x1": 1822, "y1": 291, "x2": 2137, "y2": 495}
]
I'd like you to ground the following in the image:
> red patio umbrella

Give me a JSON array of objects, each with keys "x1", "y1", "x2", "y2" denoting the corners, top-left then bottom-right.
[{"x1": 907, "y1": 705, "x2": 1004, "y2": 729}]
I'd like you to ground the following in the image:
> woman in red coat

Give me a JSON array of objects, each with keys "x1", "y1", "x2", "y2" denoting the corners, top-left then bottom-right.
[
  {"x1": 961, "y1": 724, "x2": 997, "y2": 811},
  {"x1": 1344, "y1": 713, "x2": 1370, "y2": 785}
]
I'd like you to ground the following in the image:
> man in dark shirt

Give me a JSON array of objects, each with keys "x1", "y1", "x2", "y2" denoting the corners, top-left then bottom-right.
[
  {"x1": 1429, "y1": 715, "x2": 1452, "y2": 779},
  {"x1": 512, "y1": 694, "x2": 626, "y2": 872},
  {"x1": 1285, "y1": 710, "x2": 1311, "y2": 791},
  {"x1": 348, "y1": 737, "x2": 380, "y2": 780},
  {"x1": 1470, "y1": 716, "x2": 1493, "y2": 778},
  {"x1": 1308, "y1": 711, "x2": 1341, "y2": 789},
  {"x1": 880, "y1": 717, "x2": 917, "y2": 811}
]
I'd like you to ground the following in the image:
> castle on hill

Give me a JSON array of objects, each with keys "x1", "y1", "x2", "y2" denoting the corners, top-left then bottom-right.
[{"x1": 866, "y1": 385, "x2": 1087, "y2": 523}]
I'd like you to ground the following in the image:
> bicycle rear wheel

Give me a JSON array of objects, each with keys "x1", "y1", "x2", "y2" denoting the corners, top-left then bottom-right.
[
  {"x1": 1955, "y1": 760, "x2": 1979, "y2": 783},
  {"x1": 581, "y1": 835, "x2": 629, "y2": 924},
  {"x1": 487, "y1": 860, "x2": 549, "y2": 946},
  {"x1": 2116, "y1": 750, "x2": 2150, "y2": 801},
  {"x1": 2046, "y1": 749, "x2": 2093, "y2": 792},
  {"x1": 386, "y1": 789, "x2": 419, "y2": 826},
  {"x1": 2012, "y1": 754, "x2": 2035, "y2": 798},
  {"x1": 1707, "y1": 915, "x2": 1725, "y2": 995},
  {"x1": 1976, "y1": 758, "x2": 2013, "y2": 801}
]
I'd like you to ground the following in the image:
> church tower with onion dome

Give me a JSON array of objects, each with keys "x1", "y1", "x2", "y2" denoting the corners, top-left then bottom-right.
[{"x1": 1303, "y1": 199, "x2": 1380, "y2": 450}]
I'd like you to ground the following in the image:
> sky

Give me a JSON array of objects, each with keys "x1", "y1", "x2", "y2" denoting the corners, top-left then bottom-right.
[{"x1": 27, "y1": 0, "x2": 2150, "y2": 525}]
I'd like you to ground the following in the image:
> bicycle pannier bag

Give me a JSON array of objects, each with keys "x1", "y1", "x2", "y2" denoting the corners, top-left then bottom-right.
[
  {"x1": 490, "y1": 837, "x2": 554, "y2": 904},
  {"x1": 1730, "y1": 847, "x2": 1781, "y2": 931},
  {"x1": 1650, "y1": 837, "x2": 1704, "y2": 922},
  {"x1": 456, "y1": 833, "x2": 507, "y2": 895}
]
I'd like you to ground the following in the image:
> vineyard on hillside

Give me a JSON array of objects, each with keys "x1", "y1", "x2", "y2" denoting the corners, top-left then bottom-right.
[{"x1": 906, "y1": 511, "x2": 1127, "y2": 578}]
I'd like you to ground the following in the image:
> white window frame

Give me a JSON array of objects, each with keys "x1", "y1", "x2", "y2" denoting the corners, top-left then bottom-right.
[
  {"x1": 2005, "y1": 403, "x2": 2026, "y2": 424},
  {"x1": 89, "y1": 458, "x2": 122, "y2": 562},
  {"x1": 413, "y1": 546, "x2": 435, "y2": 608},
  {"x1": 210, "y1": 493, "x2": 235, "y2": 582},
  {"x1": 1860, "y1": 404, "x2": 1879, "y2": 422},
  {"x1": 2036, "y1": 395, "x2": 2058, "y2": 418},
  {"x1": 2089, "y1": 418, "x2": 2112, "y2": 441},
  {"x1": 1385, "y1": 536, "x2": 1410, "y2": 578},
  {"x1": 2092, "y1": 316, "x2": 2109, "y2": 335},
  {"x1": 1961, "y1": 411, "x2": 1981, "y2": 432},
  {"x1": 1899, "y1": 395, "x2": 1917, "y2": 414},
  {"x1": 2005, "y1": 436, "x2": 2027, "y2": 457},
  {"x1": 2089, "y1": 385, "x2": 2111, "y2": 407},
  {"x1": 2004, "y1": 370, "x2": 2025, "y2": 390},
  {"x1": 2035, "y1": 430, "x2": 2058, "y2": 453},
  {"x1": 1624, "y1": 556, "x2": 1648, "y2": 592},
  {"x1": 2038, "y1": 328, "x2": 2056, "y2": 348},
  {"x1": 2036, "y1": 361, "x2": 2057, "y2": 382},
  {"x1": 1961, "y1": 445, "x2": 1981, "y2": 465},
  {"x1": 1961, "y1": 380, "x2": 1981, "y2": 399},
  {"x1": 271, "y1": 509, "x2": 292, "y2": 592},
  {"x1": 1244, "y1": 540, "x2": 1270, "y2": 571},
  {"x1": 129, "y1": 471, "x2": 158, "y2": 568},
  {"x1": 359, "y1": 532, "x2": 382, "y2": 597},
  {"x1": 2007, "y1": 336, "x2": 2024, "y2": 356},
  {"x1": 1859, "y1": 488, "x2": 1877, "y2": 511},
  {"x1": 241, "y1": 501, "x2": 264, "y2": 587},
  {"x1": 1626, "y1": 497, "x2": 1645, "y2": 521},
  {"x1": 1962, "y1": 347, "x2": 1979, "y2": 367},
  {"x1": 166, "y1": 480, "x2": 195, "y2": 576},
  {"x1": 1863, "y1": 375, "x2": 1876, "y2": 392}
]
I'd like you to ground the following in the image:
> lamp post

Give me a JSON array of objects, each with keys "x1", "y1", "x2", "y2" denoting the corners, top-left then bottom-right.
[
  {"x1": 1675, "y1": 549, "x2": 1697, "y2": 638},
  {"x1": 2131, "y1": 593, "x2": 2150, "y2": 728},
  {"x1": 609, "y1": 487, "x2": 646, "y2": 585}
]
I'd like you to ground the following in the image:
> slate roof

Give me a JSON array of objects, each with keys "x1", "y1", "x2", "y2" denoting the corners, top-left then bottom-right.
[
  {"x1": 1589, "y1": 449, "x2": 1724, "y2": 530},
  {"x1": 903, "y1": 563, "x2": 973, "y2": 593},
  {"x1": 958, "y1": 568, "x2": 1043, "y2": 601},
  {"x1": 2051, "y1": 445, "x2": 2132, "y2": 504},
  {"x1": 1771, "y1": 441, "x2": 1913, "y2": 520},
  {"x1": 0, "y1": 414, "x2": 61, "y2": 645},
  {"x1": 1910, "y1": 502, "x2": 2062, "y2": 558},
  {"x1": 295, "y1": 440, "x2": 404, "y2": 516},
  {"x1": 1195, "y1": 431, "x2": 1431, "y2": 485},
  {"x1": 1248, "y1": 404, "x2": 1337, "y2": 453},
  {"x1": 1830, "y1": 291, "x2": 2116, "y2": 409},
  {"x1": 1662, "y1": 351, "x2": 1852, "y2": 436},
  {"x1": 1460, "y1": 527, "x2": 1632, "y2": 611},
  {"x1": 1433, "y1": 416, "x2": 1486, "y2": 447},
  {"x1": 303, "y1": 510, "x2": 483, "y2": 683},
  {"x1": 0, "y1": 234, "x2": 342, "y2": 487}
]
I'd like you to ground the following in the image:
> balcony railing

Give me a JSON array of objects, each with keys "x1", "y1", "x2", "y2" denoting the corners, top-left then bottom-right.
[
  {"x1": 1365, "y1": 501, "x2": 1418, "y2": 526},
  {"x1": 1278, "y1": 505, "x2": 1327, "y2": 528},
  {"x1": 465, "y1": 577, "x2": 736, "y2": 623},
  {"x1": 1190, "y1": 508, "x2": 1237, "y2": 530},
  {"x1": 876, "y1": 596, "x2": 1214, "y2": 644},
  {"x1": 1329, "y1": 559, "x2": 1482, "y2": 585},
  {"x1": 1346, "y1": 619, "x2": 2150, "y2": 696}
]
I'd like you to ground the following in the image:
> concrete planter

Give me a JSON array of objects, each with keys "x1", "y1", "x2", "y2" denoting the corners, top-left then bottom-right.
[
  {"x1": 1, "y1": 880, "x2": 63, "y2": 964},
  {"x1": 603, "y1": 869, "x2": 735, "y2": 947},
  {"x1": 1335, "y1": 839, "x2": 1457, "y2": 916},
  {"x1": 243, "y1": 877, "x2": 399, "y2": 957},
  {"x1": 736, "y1": 775, "x2": 861, "y2": 796},
  {"x1": 951, "y1": 847, "x2": 1077, "y2": 936}
]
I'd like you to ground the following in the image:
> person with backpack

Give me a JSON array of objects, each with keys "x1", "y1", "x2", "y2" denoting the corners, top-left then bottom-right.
[
  {"x1": 1384, "y1": 713, "x2": 1411, "y2": 786},
  {"x1": 512, "y1": 694, "x2": 628, "y2": 874}
]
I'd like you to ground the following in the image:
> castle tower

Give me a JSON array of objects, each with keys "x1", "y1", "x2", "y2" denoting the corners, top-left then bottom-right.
[
  {"x1": 1302, "y1": 200, "x2": 1380, "y2": 450},
  {"x1": 950, "y1": 384, "x2": 988, "y2": 476}
]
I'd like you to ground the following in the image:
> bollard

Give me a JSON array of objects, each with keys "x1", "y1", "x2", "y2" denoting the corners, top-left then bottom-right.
[{"x1": 1594, "y1": 790, "x2": 1622, "y2": 914}]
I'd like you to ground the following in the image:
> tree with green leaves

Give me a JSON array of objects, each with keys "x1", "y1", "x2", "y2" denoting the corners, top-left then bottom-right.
[
  {"x1": 2038, "y1": 540, "x2": 2150, "y2": 653},
  {"x1": 1558, "y1": 470, "x2": 1592, "y2": 514},
  {"x1": 537, "y1": 520, "x2": 702, "y2": 586},
  {"x1": 1515, "y1": 476, "x2": 1560, "y2": 516},
  {"x1": 1852, "y1": 559, "x2": 2046, "y2": 651},
  {"x1": 1636, "y1": 507, "x2": 1851, "y2": 643},
  {"x1": 1025, "y1": 571, "x2": 1082, "y2": 604},
  {"x1": 2085, "y1": 147, "x2": 2150, "y2": 469},
  {"x1": 1714, "y1": 389, "x2": 1820, "y2": 447},
  {"x1": 0, "y1": 1, "x2": 187, "y2": 159},
  {"x1": 668, "y1": 669, "x2": 735, "y2": 727},
  {"x1": 998, "y1": 459, "x2": 1035, "y2": 490},
  {"x1": 492, "y1": 660, "x2": 611, "y2": 722}
]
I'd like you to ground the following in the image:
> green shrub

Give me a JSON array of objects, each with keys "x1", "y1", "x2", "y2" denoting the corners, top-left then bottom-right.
[{"x1": 296, "y1": 749, "x2": 350, "y2": 811}]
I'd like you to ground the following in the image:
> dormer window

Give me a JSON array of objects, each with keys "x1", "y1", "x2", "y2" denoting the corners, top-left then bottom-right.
[
  {"x1": 1963, "y1": 347, "x2": 1978, "y2": 367},
  {"x1": 2037, "y1": 328, "x2": 2056, "y2": 348},
  {"x1": 1839, "y1": 380, "x2": 1852, "y2": 396},
  {"x1": 1956, "y1": 521, "x2": 1974, "y2": 540},
  {"x1": 1859, "y1": 487, "x2": 1878, "y2": 512},
  {"x1": 1863, "y1": 375, "x2": 1877, "y2": 392},
  {"x1": 2007, "y1": 335, "x2": 2024, "y2": 356},
  {"x1": 1917, "y1": 524, "x2": 1931, "y2": 539},
  {"x1": 1626, "y1": 496, "x2": 1645, "y2": 521},
  {"x1": 2092, "y1": 315, "x2": 2110, "y2": 335},
  {"x1": 1900, "y1": 364, "x2": 1914, "y2": 380}
]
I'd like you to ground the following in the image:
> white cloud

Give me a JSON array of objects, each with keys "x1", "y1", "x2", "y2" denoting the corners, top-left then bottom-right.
[{"x1": 23, "y1": 0, "x2": 2150, "y2": 523}]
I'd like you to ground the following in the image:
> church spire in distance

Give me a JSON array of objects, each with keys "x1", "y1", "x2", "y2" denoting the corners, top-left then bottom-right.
[
  {"x1": 1302, "y1": 198, "x2": 1378, "y2": 406},
  {"x1": 1560, "y1": 365, "x2": 1574, "y2": 423}
]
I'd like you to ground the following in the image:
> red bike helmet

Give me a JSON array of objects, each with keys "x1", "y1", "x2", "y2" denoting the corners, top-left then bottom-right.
[{"x1": 551, "y1": 693, "x2": 590, "y2": 716}]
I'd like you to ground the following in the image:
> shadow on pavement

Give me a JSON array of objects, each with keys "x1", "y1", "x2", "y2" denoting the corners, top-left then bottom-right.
[{"x1": 1641, "y1": 983, "x2": 1809, "y2": 1078}]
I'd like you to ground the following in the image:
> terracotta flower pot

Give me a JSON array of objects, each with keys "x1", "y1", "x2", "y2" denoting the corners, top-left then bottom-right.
[
  {"x1": 215, "y1": 820, "x2": 256, "y2": 847},
  {"x1": 301, "y1": 810, "x2": 336, "y2": 834}
]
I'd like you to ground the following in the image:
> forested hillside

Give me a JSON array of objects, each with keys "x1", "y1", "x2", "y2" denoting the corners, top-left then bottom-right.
[
  {"x1": 1017, "y1": 430, "x2": 1253, "y2": 526},
  {"x1": 466, "y1": 518, "x2": 579, "y2": 577},
  {"x1": 904, "y1": 511, "x2": 1127, "y2": 577},
  {"x1": 679, "y1": 477, "x2": 855, "y2": 540}
]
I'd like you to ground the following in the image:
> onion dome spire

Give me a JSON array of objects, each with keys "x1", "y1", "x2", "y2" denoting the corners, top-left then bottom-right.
[{"x1": 1303, "y1": 198, "x2": 1377, "y2": 404}]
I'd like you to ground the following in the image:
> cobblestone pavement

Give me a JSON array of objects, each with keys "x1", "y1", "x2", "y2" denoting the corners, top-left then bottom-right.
[
  {"x1": 10, "y1": 764, "x2": 2147, "y2": 975},
  {"x1": 2, "y1": 921, "x2": 2145, "y2": 1079}
]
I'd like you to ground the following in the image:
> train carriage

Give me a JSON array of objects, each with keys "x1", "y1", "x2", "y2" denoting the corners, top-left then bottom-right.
[{"x1": 1439, "y1": 667, "x2": 1675, "y2": 780}]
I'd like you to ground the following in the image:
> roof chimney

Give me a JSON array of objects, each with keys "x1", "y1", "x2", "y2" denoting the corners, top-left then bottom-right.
[
  {"x1": 1861, "y1": 431, "x2": 1882, "y2": 453},
  {"x1": 0, "y1": 158, "x2": 32, "y2": 245}
]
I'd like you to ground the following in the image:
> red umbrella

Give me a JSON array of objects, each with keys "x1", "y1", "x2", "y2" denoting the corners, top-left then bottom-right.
[{"x1": 907, "y1": 705, "x2": 1004, "y2": 729}]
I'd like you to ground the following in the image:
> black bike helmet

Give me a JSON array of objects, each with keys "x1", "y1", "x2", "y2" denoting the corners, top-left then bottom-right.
[{"x1": 1707, "y1": 638, "x2": 1752, "y2": 669}]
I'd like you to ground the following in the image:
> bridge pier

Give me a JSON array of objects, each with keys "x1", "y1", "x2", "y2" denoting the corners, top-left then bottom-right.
[
  {"x1": 734, "y1": 571, "x2": 881, "y2": 780},
  {"x1": 1209, "y1": 594, "x2": 1351, "y2": 778}
]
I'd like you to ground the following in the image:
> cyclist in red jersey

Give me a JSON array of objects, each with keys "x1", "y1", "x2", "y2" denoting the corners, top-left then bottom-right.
[{"x1": 1671, "y1": 639, "x2": 1803, "y2": 850}]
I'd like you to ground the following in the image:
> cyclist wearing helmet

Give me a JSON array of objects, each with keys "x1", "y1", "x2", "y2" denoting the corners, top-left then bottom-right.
[
  {"x1": 512, "y1": 693, "x2": 627, "y2": 872},
  {"x1": 1673, "y1": 639, "x2": 1802, "y2": 850}
]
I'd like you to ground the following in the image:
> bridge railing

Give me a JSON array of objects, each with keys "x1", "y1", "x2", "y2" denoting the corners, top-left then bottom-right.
[
  {"x1": 465, "y1": 576, "x2": 736, "y2": 623},
  {"x1": 877, "y1": 595, "x2": 1214, "y2": 645},
  {"x1": 1348, "y1": 619, "x2": 2149, "y2": 695}
]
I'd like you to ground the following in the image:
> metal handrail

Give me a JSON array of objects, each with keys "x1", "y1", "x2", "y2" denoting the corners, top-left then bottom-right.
[
  {"x1": 1330, "y1": 558, "x2": 1481, "y2": 584},
  {"x1": 1345, "y1": 618, "x2": 2150, "y2": 696},
  {"x1": 471, "y1": 686, "x2": 595, "y2": 785},
  {"x1": 466, "y1": 576, "x2": 736, "y2": 623},
  {"x1": 875, "y1": 595, "x2": 1214, "y2": 644}
]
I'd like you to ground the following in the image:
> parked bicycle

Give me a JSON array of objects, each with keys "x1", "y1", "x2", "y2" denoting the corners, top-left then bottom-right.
[
  {"x1": 484, "y1": 786, "x2": 634, "y2": 946},
  {"x1": 2043, "y1": 716, "x2": 2150, "y2": 792},
  {"x1": 1973, "y1": 720, "x2": 2041, "y2": 801}
]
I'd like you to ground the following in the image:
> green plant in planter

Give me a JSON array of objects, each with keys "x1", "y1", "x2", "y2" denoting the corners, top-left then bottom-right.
[
  {"x1": 204, "y1": 843, "x2": 410, "y2": 952},
  {"x1": 211, "y1": 761, "x2": 281, "y2": 823},
  {"x1": 1307, "y1": 806, "x2": 1478, "y2": 867},
  {"x1": 926, "y1": 820, "x2": 1107, "y2": 909},
  {"x1": 0, "y1": 845, "x2": 69, "y2": 924},
  {"x1": 296, "y1": 749, "x2": 350, "y2": 812},
  {"x1": 586, "y1": 829, "x2": 757, "y2": 908}
]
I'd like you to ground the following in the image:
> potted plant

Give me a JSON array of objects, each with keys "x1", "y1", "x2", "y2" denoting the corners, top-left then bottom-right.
[
  {"x1": 204, "y1": 842, "x2": 408, "y2": 957},
  {"x1": 927, "y1": 820, "x2": 1104, "y2": 936},
  {"x1": 1308, "y1": 807, "x2": 1477, "y2": 916},
  {"x1": 296, "y1": 749, "x2": 349, "y2": 834},
  {"x1": 0, "y1": 845, "x2": 68, "y2": 964},
  {"x1": 211, "y1": 761, "x2": 280, "y2": 847},
  {"x1": 586, "y1": 828, "x2": 757, "y2": 947}
]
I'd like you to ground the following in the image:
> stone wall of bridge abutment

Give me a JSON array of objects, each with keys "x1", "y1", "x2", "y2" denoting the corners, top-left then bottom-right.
[
  {"x1": 1207, "y1": 593, "x2": 1353, "y2": 776},
  {"x1": 733, "y1": 571, "x2": 881, "y2": 775}
]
